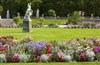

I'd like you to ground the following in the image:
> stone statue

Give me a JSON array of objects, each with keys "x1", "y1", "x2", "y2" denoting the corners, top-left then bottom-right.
[
  {"x1": 6, "y1": 10, "x2": 10, "y2": 19},
  {"x1": 24, "y1": 3, "x2": 33, "y2": 21},
  {"x1": 36, "y1": 9, "x2": 39, "y2": 18},
  {"x1": 90, "y1": 14, "x2": 94, "y2": 19},
  {"x1": 0, "y1": 15, "x2": 1, "y2": 19},
  {"x1": 17, "y1": 12, "x2": 20, "y2": 18},
  {"x1": 23, "y1": 3, "x2": 33, "y2": 32}
]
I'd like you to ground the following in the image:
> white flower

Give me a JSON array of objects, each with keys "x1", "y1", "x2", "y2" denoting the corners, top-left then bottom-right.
[
  {"x1": 86, "y1": 49, "x2": 95, "y2": 61},
  {"x1": 86, "y1": 49, "x2": 95, "y2": 57},
  {"x1": 63, "y1": 55, "x2": 72, "y2": 62},
  {"x1": 0, "y1": 54, "x2": 6, "y2": 62},
  {"x1": 19, "y1": 53, "x2": 30, "y2": 62},
  {"x1": 66, "y1": 50, "x2": 74, "y2": 55},
  {"x1": 40, "y1": 54, "x2": 49, "y2": 62}
]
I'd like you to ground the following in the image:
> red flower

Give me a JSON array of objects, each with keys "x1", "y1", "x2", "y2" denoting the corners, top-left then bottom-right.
[
  {"x1": 58, "y1": 56, "x2": 63, "y2": 62},
  {"x1": 36, "y1": 56, "x2": 41, "y2": 62},
  {"x1": 80, "y1": 52, "x2": 86, "y2": 61},
  {"x1": 47, "y1": 44, "x2": 51, "y2": 53},
  {"x1": 12, "y1": 54, "x2": 20, "y2": 62},
  {"x1": 0, "y1": 47, "x2": 6, "y2": 51},
  {"x1": 1, "y1": 36, "x2": 7, "y2": 39}
]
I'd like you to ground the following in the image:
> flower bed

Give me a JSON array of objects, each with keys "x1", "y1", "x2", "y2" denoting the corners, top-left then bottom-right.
[{"x1": 0, "y1": 36, "x2": 100, "y2": 63}]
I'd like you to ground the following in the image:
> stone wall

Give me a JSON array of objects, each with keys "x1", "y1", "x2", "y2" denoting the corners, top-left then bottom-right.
[{"x1": 0, "y1": 19, "x2": 16, "y2": 27}]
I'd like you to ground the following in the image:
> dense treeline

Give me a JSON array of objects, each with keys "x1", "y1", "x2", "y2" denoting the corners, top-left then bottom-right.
[{"x1": 0, "y1": 0, "x2": 100, "y2": 18}]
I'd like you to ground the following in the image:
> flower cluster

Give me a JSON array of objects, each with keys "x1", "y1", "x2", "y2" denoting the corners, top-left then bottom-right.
[{"x1": 0, "y1": 36, "x2": 100, "y2": 63}]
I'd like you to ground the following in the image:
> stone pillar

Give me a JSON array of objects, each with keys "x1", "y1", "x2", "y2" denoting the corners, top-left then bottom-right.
[{"x1": 23, "y1": 20, "x2": 32, "y2": 32}]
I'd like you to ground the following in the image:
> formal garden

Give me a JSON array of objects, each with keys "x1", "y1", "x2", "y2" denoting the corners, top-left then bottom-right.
[{"x1": 0, "y1": 0, "x2": 100, "y2": 65}]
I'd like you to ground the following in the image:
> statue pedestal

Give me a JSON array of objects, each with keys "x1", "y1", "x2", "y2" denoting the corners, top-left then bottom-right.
[{"x1": 23, "y1": 20, "x2": 32, "y2": 32}]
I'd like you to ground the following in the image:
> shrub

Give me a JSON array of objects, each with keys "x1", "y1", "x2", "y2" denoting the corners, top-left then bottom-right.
[
  {"x1": 83, "y1": 23, "x2": 90, "y2": 28},
  {"x1": 13, "y1": 17, "x2": 23, "y2": 25},
  {"x1": 48, "y1": 23, "x2": 58, "y2": 28},
  {"x1": 82, "y1": 22, "x2": 96, "y2": 28},
  {"x1": 90, "y1": 22, "x2": 96, "y2": 28},
  {"x1": 68, "y1": 11, "x2": 83, "y2": 24},
  {"x1": 48, "y1": 9, "x2": 56, "y2": 17},
  {"x1": 39, "y1": 17, "x2": 45, "y2": 23}
]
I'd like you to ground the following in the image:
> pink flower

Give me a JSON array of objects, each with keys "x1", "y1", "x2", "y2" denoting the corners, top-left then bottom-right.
[
  {"x1": 93, "y1": 46, "x2": 100, "y2": 53},
  {"x1": 36, "y1": 56, "x2": 41, "y2": 62},
  {"x1": 46, "y1": 53, "x2": 53, "y2": 58},
  {"x1": 0, "y1": 47, "x2": 6, "y2": 51},
  {"x1": 80, "y1": 52, "x2": 86, "y2": 61},
  {"x1": 12, "y1": 54, "x2": 20, "y2": 62},
  {"x1": 47, "y1": 44, "x2": 52, "y2": 53}
]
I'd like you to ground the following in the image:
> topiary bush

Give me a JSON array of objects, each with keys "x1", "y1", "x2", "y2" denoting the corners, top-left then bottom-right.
[
  {"x1": 68, "y1": 11, "x2": 83, "y2": 24},
  {"x1": 48, "y1": 9, "x2": 56, "y2": 17},
  {"x1": 13, "y1": 17, "x2": 23, "y2": 26}
]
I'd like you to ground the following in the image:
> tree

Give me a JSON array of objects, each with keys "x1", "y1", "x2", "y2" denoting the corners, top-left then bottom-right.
[
  {"x1": 0, "y1": 5, "x2": 3, "y2": 14},
  {"x1": 0, "y1": 0, "x2": 100, "y2": 17},
  {"x1": 32, "y1": 0, "x2": 43, "y2": 8},
  {"x1": 68, "y1": 11, "x2": 83, "y2": 24},
  {"x1": 48, "y1": 9, "x2": 56, "y2": 17}
]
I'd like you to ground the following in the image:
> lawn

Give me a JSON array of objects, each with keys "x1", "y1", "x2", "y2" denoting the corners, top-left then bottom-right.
[
  {"x1": 0, "y1": 62, "x2": 100, "y2": 65},
  {"x1": 0, "y1": 28, "x2": 99, "y2": 41},
  {"x1": 32, "y1": 19, "x2": 68, "y2": 25}
]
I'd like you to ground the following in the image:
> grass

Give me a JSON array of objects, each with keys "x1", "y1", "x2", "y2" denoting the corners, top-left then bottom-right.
[
  {"x1": 0, "y1": 28, "x2": 99, "y2": 41},
  {"x1": 32, "y1": 19, "x2": 68, "y2": 25},
  {"x1": 0, "y1": 62, "x2": 100, "y2": 65}
]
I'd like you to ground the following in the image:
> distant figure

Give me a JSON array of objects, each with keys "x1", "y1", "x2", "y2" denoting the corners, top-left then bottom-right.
[{"x1": 24, "y1": 3, "x2": 33, "y2": 21}]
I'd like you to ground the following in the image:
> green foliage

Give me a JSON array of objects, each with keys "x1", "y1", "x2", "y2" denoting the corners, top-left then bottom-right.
[
  {"x1": 48, "y1": 9, "x2": 56, "y2": 17},
  {"x1": 59, "y1": 45, "x2": 67, "y2": 50},
  {"x1": 32, "y1": 0, "x2": 43, "y2": 8},
  {"x1": 68, "y1": 11, "x2": 83, "y2": 24},
  {"x1": 13, "y1": 17, "x2": 23, "y2": 24},
  {"x1": 73, "y1": 52, "x2": 80, "y2": 62},
  {"x1": 96, "y1": 52, "x2": 100, "y2": 61},
  {"x1": 50, "y1": 52, "x2": 59, "y2": 62},
  {"x1": 50, "y1": 41, "x2": 58, "y2": 47},
  {"x1": 39, "y1": 17, "x2": 45, "y2": 22},
  {"x1": 48, "y1": 23, "x2": 58, "y2": 28},
  {"x1": 0, "y1": 5, "x2": 3, "y2": 14},
  {"x1": 0, "y1": 0, "x2": 100, "y2": 17},
  {"x1": 82, "y1": 22, "x2": 96, "y2": 28}
]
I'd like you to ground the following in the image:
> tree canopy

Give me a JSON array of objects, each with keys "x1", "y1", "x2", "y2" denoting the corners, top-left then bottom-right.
[
  {"x1": 0, "y1": 5, "x2": 3, "y2": 14},
  {"x1": 0, "y1": 0, "x2": 100, "y2": 18}
]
